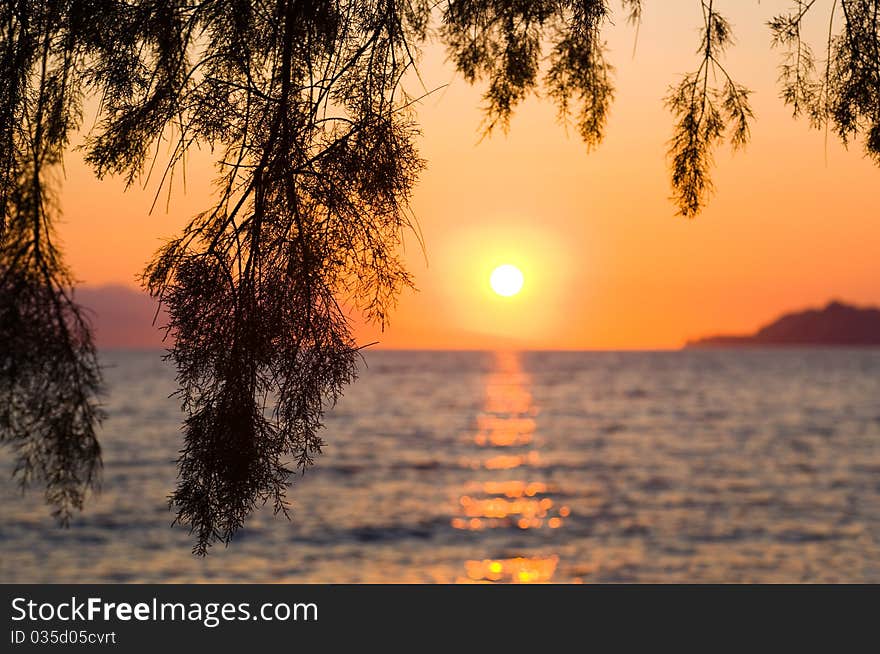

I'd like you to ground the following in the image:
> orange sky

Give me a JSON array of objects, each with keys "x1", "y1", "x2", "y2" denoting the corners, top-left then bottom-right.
[{"x1": 56, "y1": 2, "x2": 880, "y2": 349}]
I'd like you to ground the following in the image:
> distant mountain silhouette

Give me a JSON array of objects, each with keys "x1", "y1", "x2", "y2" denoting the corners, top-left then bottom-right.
[
  {"x1": 687, "y1": 300, "x2": 880, "y2": 348},
  {"x1": 75, "y1": 285, "x2": 168, "y2": 349}
]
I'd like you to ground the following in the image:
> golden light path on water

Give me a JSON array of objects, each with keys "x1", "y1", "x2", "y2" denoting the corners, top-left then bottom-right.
[{"x1": 452, "y1": 351, "x2": 572, "y2": 583}]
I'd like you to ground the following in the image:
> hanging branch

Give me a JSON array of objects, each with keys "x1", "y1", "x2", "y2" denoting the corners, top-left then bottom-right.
[
  {"x1": 770, "y1": 0, "x2": 880, "y2": 162},
  {"x1": 442, "y1": 0, "x2": 620, "y2": 146},
  {"x1": 0, "y1": 2, "x2": 103, "y2": 525},
  {"x1": 666, "y1": 0, "x2": 754, "y2": 218}
]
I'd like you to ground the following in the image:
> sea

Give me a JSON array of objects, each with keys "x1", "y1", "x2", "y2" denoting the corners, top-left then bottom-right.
[{"x1": 2, "y1": 349, "x2": 880, "y2": 583}]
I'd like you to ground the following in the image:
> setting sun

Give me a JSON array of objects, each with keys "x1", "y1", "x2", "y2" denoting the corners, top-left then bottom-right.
[{"x1": 490, "y1": 265, "x2": 524, "y2": 298}]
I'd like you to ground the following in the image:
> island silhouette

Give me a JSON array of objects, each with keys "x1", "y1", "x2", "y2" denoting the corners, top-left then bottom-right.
[{"x1": 687, "y1": 301, "x2": 880, "y2": 348}]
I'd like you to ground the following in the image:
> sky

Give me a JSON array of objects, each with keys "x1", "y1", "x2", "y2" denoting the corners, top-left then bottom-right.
[{"x1": 56, "y1": 2, "x2": 880, "y2": 349}]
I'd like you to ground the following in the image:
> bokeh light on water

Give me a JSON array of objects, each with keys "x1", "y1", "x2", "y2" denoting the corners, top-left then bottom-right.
[{"x1": 2, "y1": 349, "x2": 880, "y2": 582}]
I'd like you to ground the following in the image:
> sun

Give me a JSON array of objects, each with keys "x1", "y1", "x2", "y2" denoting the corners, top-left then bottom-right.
[{"x1": 490, "y1": 264, "x2": 524, "y2": 297}]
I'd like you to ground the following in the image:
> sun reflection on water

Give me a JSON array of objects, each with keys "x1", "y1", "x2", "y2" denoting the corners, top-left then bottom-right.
[
  {"x1": 452, "y1": 351, "x2": 570, "y2": 582},
  {"x1": 478, "y1": 451, "x2": 540, "y2": 470},
  {"x1": 474, "y1": 412, "x2": 535, "y2": 445},
  {"x1": 458, "y1": 556, "x2": 560, "y2": 584}
]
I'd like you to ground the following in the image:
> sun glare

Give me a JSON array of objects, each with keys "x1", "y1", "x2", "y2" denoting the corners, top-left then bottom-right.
[{"x1": 490, "y1": 264, "x2": 524, "y2": 297}]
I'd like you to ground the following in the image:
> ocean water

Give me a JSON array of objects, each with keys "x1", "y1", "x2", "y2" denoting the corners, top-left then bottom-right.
[{"x1": 2, "y1": 349, "x2": 880, "y2": 583}]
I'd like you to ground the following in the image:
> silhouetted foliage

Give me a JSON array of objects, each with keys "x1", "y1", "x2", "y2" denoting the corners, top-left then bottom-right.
[
  {"x1": 770, "y1": 0, "x2": 880, "y2": 163},
  {"x1": 442, "y1": 0, "x2": 630, "y2": 146},
  {"x1": 666, "y1": 1, "x2": 753, "y2": 217},
  {"x1": 138, "y1": 1, "x2": 429, "y2": 553},
  {"x1": 0, "y1": 1, "x2": 103, "y2": 523},
  {"x1": 2, "y1": 1, "x2": 880, "y2": 554}
]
